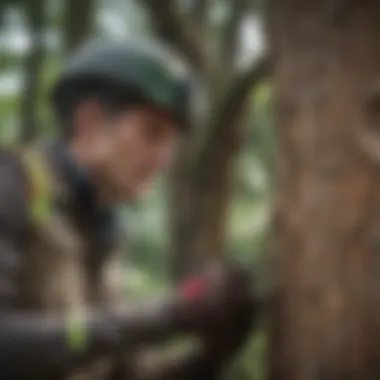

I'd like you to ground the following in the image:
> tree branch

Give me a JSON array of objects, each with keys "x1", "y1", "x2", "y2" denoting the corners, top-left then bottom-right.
[
  {"x1": 222, "y1": 0, "x2": 247, "y2": 71},
  {"x1": 63, "y1": 0, "x2": 96, "y2": 53},
  {"x1": 140, "y1": 0, "x2": 204, "y2": 71},
  {"x1": 190, "y1": 0, "x2": 208, "y2": 30},
  {"x1": 195, "y1": 55, "x2": 270, "y2": 166},
  {"x1": 20, "y1": 0, "x2": 46, "y2": 142}
]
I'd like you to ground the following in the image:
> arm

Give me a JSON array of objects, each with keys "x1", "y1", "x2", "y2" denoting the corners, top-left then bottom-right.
[
  {"x1": 0, "y1": 300, "x2": 190, "y2": 379},
  {"x1": 0, "y1": 152, "x2": 187, "y2": 379},
  {"x1": 126, "y1": 345, "x2": 229, "y2": 380},
  {"x1": 111, "y1": 268, "x2": 257, "y2": 380},
  {"x1": 111, "y1": 324, "x2": 251, "y2": 380}
]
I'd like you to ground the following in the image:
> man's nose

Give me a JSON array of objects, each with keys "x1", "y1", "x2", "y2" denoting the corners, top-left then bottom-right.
[{"x1": 153, "y1": 147, "x2": 172, "y2": 168}]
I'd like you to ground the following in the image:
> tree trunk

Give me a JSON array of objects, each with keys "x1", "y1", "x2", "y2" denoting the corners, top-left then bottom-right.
[
  {"x1": 142, "y1": 1, "x2": 268, "y2": 282},
  {"x1": 269, "y1": 1, "x2": 380, "y2": 379},
  {"x1": 20, "y1": 0, "x2": 46, "y2": 142},
  {"x1": 63, "y1": 0, "x2": 95, "y2": 54},
  {"x1": 170, "y1": 110, "x2": 247, "y2": 281}
]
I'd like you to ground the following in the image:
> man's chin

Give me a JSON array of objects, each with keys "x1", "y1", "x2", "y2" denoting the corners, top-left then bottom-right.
[
  {"x1": 121, "y1": 182, "x2": 152, "y2": 202},
  {"x1": 135, "y1": 182, "x2": 154, "y2": 198}
]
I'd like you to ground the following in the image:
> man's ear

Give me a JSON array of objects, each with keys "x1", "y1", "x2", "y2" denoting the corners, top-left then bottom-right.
[{"x1": 73, "y1": 100, "x2": 104, "y2": 140}]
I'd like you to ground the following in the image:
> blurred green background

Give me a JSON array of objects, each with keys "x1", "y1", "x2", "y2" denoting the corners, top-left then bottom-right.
[{"x1": 0, "y1": 1, "x2": 274, "y2": 378}]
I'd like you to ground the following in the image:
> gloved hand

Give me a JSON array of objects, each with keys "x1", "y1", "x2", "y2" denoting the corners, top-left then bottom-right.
[
  {"x1": 174, "y1": 262, "x2": 256, "y2": 338},
  {"x1": 174, "y1": 262, "x2": 257, "y2": 371}
]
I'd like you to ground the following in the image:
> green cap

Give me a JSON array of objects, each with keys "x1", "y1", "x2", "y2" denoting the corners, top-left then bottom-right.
[{"x1": 52, "y1": 38, "x2": 192, "y2": 128}]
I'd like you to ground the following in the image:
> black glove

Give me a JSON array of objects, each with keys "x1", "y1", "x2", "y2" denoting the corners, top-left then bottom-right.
[
  {"x1": 174, "y1": 262, "x2": 258, "y2": 374},
  {"x1": 175, "y1": 261, "x2": 257, "y2": 339}
]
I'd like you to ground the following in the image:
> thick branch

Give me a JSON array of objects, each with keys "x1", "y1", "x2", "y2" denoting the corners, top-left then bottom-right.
[
  {"x1": 195, "y1": 55, "x2": 270, "y2": 166},
  {"x1": 140, "y1": 0, "x2": 204, "y2": 71}
]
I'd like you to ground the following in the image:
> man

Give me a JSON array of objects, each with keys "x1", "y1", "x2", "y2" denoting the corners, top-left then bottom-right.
[{"x1": 0, "y1": 39, "x2": 256, "y2": 379}]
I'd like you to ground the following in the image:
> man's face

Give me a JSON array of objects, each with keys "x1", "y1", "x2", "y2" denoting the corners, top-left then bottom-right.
[{"x1": 72, "y1": 101, "x2": 182, "y2": 202}]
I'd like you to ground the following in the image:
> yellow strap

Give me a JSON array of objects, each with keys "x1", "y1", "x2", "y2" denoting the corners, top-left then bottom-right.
[
  {"x1": 65, "y1": 312, "x2": 88, "y2": 354},
  {"x1": 22, "y1": 149, "x2": 53, "y2": 226}
]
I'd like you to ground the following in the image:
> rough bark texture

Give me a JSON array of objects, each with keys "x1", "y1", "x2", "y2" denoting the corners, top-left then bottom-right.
[{"x1": 269, "y1": 1, "x2": 380, "y2": 379}]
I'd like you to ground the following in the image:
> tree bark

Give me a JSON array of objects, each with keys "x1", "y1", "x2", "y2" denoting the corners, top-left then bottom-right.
[
  {"x1": 62, "y1": 0, "x2": 95, "y2": 54},
  {"x1": 20, "y1": 0, "x2": 46, "y2": 142},
  {"x1": 169, "y1": 127, "x2": 242, "y2": 281},
  {"x1": 143, "y1": 1, "x2": 268, "y2": 281},
  {"x1": 269, "y1": 1, "x2": 380, "y2": 379},
  {"x1": 141, "y1": 0, "x2": 204, "y2": 72},
  {"x1": 221, "y1": 0, "x2": 247, "y2": 72},
  {"x1": 170, "y1": 59, "x2": 268, "y2": 281}
]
